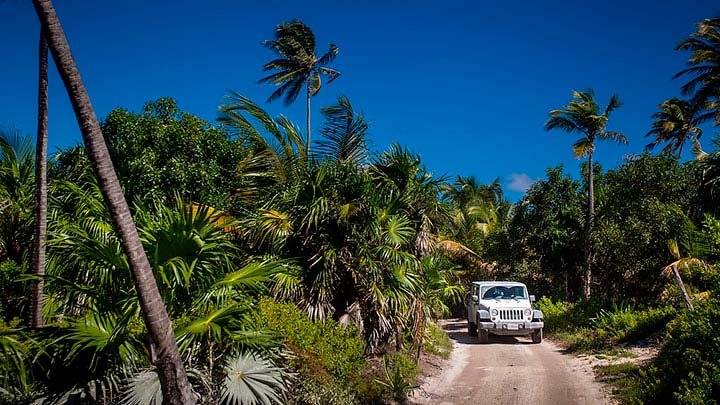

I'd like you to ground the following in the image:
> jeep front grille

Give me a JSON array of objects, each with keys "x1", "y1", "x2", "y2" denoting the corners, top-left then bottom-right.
[{"x1": 498, "y1": 309, "x2": 524, "y2": 321}]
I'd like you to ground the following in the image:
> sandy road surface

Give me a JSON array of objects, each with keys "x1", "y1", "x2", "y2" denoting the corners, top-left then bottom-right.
[{"x1": 410, "y1": 319, "x2": 613, "y2": 405}]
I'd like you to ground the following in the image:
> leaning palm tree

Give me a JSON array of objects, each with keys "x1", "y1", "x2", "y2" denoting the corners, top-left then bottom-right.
[
  {"x1": 675, "y1": 17, "x2": 720, "y2": 124},
  {"x1": 30, "y1": 1, "x2": 193, "y2": 403},
  {"x1": 645, "y1": 98, "x2": 705, "y2": 157},
  {"x1": 662, "y1": 240, "x2": 704, "y2": 311},
  {"x1": 31, "y1": 26, "x2": 49, "y2": 329},
  {"x1": 545, "y1": 89, "x2": 627, "y2": 298},
  {"x1": 258, "y1": 20, "x2": 341, "y2": 154}
]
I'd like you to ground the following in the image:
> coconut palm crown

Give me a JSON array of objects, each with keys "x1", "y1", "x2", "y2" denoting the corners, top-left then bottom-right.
[
  {"x1": 258, "y1": 20, "x2": 341, "y2": 154},
  {"x1": 675, "y1": 17, "x2": 720, "y2": 124},
  {"x1": 645, "y1": 98, "x2": 705, "y2": 157}
]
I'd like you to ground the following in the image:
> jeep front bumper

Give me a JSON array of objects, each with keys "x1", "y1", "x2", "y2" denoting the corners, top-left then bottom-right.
[{"x1": 478, "y1": 321, "x2": 544, "y2": 336}]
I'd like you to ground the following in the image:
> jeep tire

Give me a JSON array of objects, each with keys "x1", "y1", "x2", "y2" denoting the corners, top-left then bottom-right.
[
  {"x1": 532, "y1": 328, "x2": 543, "y2": 344},
  {"x1": 478, "y1": 329, "x2": 489, "y2": 343},
  {"x1": 468, "y1": 321, "x2": 478, "y2": 337}
]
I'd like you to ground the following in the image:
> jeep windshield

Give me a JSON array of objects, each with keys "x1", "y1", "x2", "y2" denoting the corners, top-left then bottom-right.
[{"x1": 481, "y1": 285, "x2": 526, "y2": 299}]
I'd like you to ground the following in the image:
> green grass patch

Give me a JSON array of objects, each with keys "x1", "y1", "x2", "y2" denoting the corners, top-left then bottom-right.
[
  {"x1": 422, "y1": 321, "x2": 452, "y2": 359},
  {"x1": 596, "y1": 362, "x2": 643, "y2": 404}
]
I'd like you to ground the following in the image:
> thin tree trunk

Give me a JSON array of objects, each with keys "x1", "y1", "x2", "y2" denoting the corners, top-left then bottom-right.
[
  {"x1": 413, "y1": 299, "x2": 424, "y2": 363},
  {"x1": 584, "y1": 151, "x2": 595, "y2": 299},
  {"x1": 31, "y1": 2, "x2": 194, "y2": 403},
  {"x1": 671, "y1": 264, "x2": 694, "y2": 310},
  {"x1": 306, "y1": 78, "x2": 311, "y2": 157},
  {"x1": 31, "y1": 26, "x2": 49, "y2": 329}
]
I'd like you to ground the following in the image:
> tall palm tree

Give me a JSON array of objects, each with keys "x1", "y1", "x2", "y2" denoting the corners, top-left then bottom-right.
[
  {"x1": 545, "y1": 89, "x2": 627, "y2": 298},
  {"x1": 31, "y1": 26, "x2": 49, "y2": 329},
  {"x1": 675, "y1": 17, "x2": 720, "y2": 124},
  {"x1": 30, "y1": 1, "x2": 194, "y2": 403},
  {"x1": 646, "y1": 98, "x2": 704, "y2": 157},
  {"x1": 258, "y1": 20, "x2": 341, "y2": 155}
]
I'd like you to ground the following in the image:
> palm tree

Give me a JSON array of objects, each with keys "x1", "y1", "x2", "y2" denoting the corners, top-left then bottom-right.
[
  {"x1": 258, "y1": 20, "x2": 341, "y2": 155},
  {"x1": 545, "y1": 89, "x2": 627, "y2": 298},
  {"x1": 675, "y1": 17, "x2": 720, "y2": 124},
  {"x1": 645, "y1": 98, "x2": 704, "y2": 157},
  {"x1": 31, "y1": 26, "x2": 49, "y2": 329},
  {"x1": 30, "y1": 1, "x2": 193, "y2": 403},
  {"x1": 662, "y1": 240, "x2": 703, "y2": 310}
]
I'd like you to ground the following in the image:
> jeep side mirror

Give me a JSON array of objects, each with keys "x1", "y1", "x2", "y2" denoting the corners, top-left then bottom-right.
[
  {"x1": 471, "y1": 295, "x2": 479, "y2": 302},
  {"x1": 529, "y1": 295, "x2": 536, "y2": 303}
]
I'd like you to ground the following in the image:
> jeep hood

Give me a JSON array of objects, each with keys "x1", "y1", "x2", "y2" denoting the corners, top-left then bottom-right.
[{"x1": 482, "y1": 299, "x2": 531, "y2": 308}]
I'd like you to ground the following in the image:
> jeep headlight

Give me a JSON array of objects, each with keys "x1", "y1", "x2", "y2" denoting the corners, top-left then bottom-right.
[
  {"x1": 491, "y1": 309, "x2": 498, "y2": 316},
  {"x1": 524, "y1": 309, "x2": 532, "y2": 316}
]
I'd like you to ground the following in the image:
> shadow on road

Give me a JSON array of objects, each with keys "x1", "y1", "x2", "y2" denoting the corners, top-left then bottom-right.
[{"x1": 442, "y1": 318, "x2": 535, "y2": 345}]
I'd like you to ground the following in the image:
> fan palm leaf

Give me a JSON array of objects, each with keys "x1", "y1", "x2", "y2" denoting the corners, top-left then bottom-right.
[{"x1": 220, "y1": 352, "x2": 286, "y2": 405}]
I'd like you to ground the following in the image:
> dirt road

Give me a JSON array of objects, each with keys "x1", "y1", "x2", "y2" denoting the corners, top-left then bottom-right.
[{"x1": 410, "y1": 319, "x2": 613, "y2": 405}]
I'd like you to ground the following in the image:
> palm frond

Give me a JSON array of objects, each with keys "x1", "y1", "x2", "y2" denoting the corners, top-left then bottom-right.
[
  {"x1": 220, "y1": 352, "x2": 286, "y2": 405},
  {"x1": 122, "y1": 369, "x2": 163, "y2": 405}
]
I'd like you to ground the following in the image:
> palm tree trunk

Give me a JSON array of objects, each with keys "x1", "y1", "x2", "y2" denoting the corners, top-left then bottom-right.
[
  {"x1": 584, "y1": 151, "x2": 595, "y2": 299},
  {"x1": 671, "y1": 264, "x2": 694, "y2": 310},
  {"x1": 306, "y1": 78, "x2": 311, "y2": 157},
  {"x1": 31, "y1": 2, "x2": 195, "y2": 403},
  {"x1": 30, "y1": 26, "x2": 49, "y2": 329}
]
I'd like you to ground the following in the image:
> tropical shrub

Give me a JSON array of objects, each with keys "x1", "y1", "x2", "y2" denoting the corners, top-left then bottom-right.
[
  {"x1": 535, "y1": 297, "x2": 676, "y2": 351},
  {"x1": 591, "y1": 303, "x2": 676, "y2": 343},
  {"x1": 637, "y1": 297, "x2": 720, "y2": 404},
  {"x1": 373, "y1": 353, "x2": 418, "y2": 403},
  {"x1": 421, "y1": 321, "x2": 453, "y2": 359},
  {"x1": 256, "y1": 298, "x2": 365, "y2": 381}
]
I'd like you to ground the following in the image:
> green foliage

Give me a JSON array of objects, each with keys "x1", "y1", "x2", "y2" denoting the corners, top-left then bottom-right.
[
  {"x1": 0, "y1": 261, "x2": 27, "y2": 322},
  {"x1": 591, "y1": 303, "x2": 676, "y2": 343},
  {"x1": 288, "y1": 378, "x2": 358, "y2": 405},
  {"x1": 637, "y1": 297, "x2": 720, "y2": 404},
  {"x1": 534, "y1": 296, "x2": 599, "y2": 333},
  {"x1": 534, "y1": 297, "x2": 675, "y2": 350},
  {"x1": 421, "y1": 321, "x2": 452, "y2": 359},
  {"x1": 595, "y1": 362, "x2": 643, "y2": 404},
  {"x1": 256, "y1": 298, "x2": 365, "y2": 381},
  {"x1": 0, "y1": 326, "x2": 33, "y2": 400},
  {"x1": 504, "y1": 166, "x2": 584, "y2": 298},
  {"x1": 100, "y1": 98, "x2": 245, "y2": 206},
  {"x1": 593, "y1": 153, "x2": 700, "y2": 300},
  {"x1": 374, "y1": 354, "x2": 417, "y2": 403}
]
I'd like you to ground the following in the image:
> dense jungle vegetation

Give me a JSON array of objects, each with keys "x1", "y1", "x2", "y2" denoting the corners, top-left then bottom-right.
[{"x1": 2, "y1": 2, "x2": 720, "y2": 404}]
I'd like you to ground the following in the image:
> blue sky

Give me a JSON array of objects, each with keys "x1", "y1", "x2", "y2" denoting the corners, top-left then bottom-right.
[{"x1": 2, "y1": 0, "x2": 719, "y2": 200}]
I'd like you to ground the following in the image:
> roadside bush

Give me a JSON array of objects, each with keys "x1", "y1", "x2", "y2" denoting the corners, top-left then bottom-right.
[
  {"x1": 535, "y1": 297, "x2": 677, "y2": 352},
  {"x1": 637, "y1": 297, "x2": 720, "y2": 404},
  {"x1": 592, "y1": 303, "x2": 676, "y2": 343},
  {"x1": 534, "y1": 297, "x2": 604, "y2": 333},
  {"x1": 420, "y1": 321, "x2": 452, "y2": 359},
  {"x1": 289, "y1": 378, "x2": 358, "y2": 405},
  {"x1": 372, "y1": 352, "x2": 418, "y2": 403},
  {"x1": 256, "y1": 298, "x2": 365, "y2": 381}
]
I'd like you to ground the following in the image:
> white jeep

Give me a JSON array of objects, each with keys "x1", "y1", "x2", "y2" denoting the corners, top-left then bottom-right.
[{"x1": 465, "y1": 281, "x2": 544, "y2": 343}]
